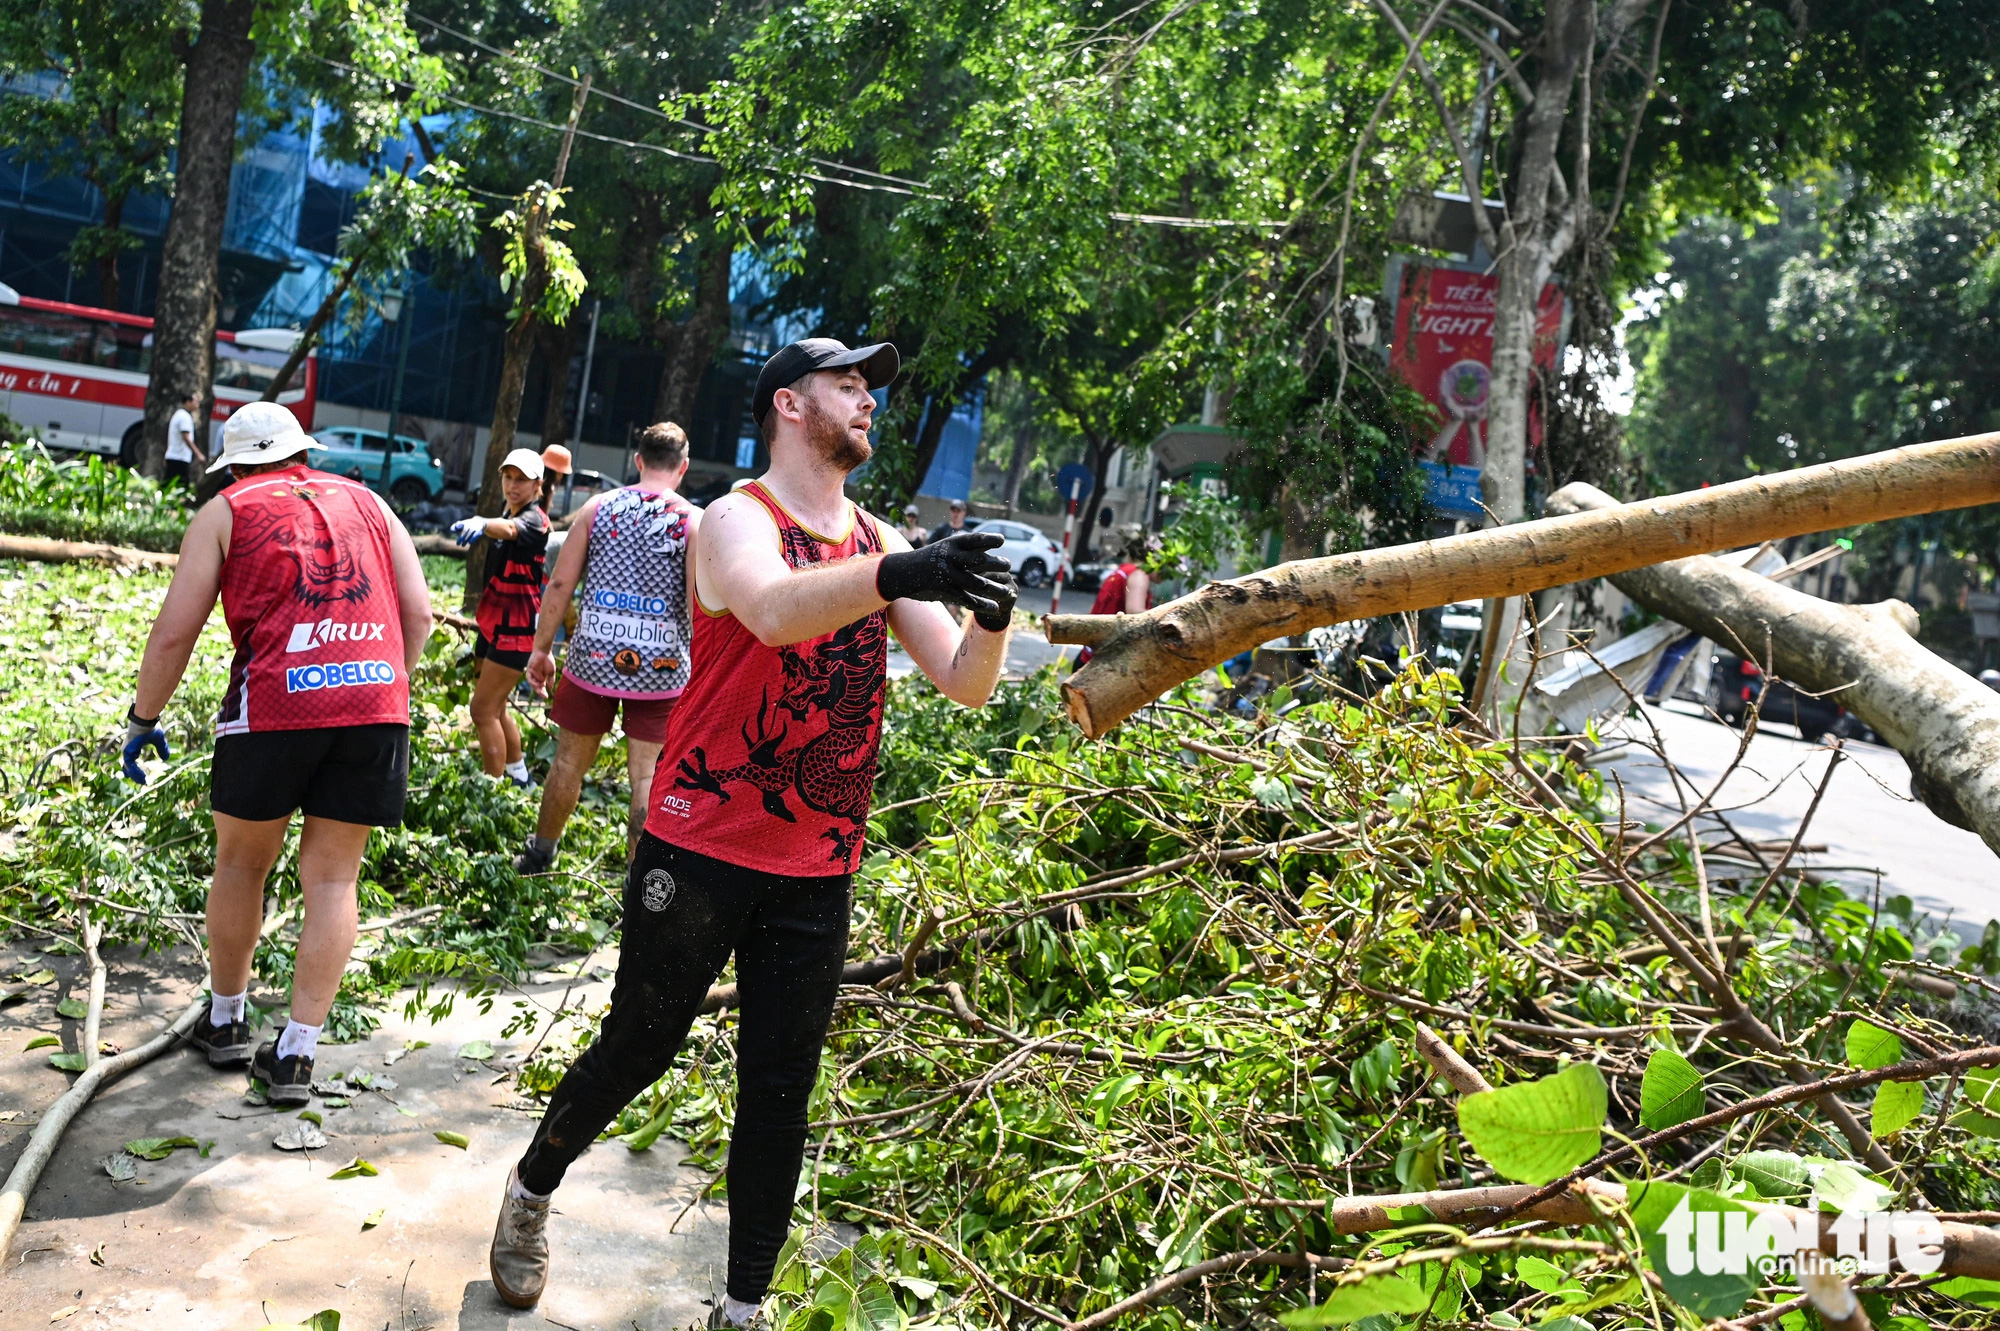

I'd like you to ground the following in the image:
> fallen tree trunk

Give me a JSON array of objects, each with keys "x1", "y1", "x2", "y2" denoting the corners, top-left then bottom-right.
[
  {"x1": 0, "y1": 534, "x2": 178, "y2": 569},
  {"x1": 1046, "y1": 431, "x2": 2000, "y2": 737},
  {"x1": 1547, "y1": 482, "x2": 2000, "y2": 857},
  {"x1": 0, "y1": 999, "x2": 203, "y2": 1260}
]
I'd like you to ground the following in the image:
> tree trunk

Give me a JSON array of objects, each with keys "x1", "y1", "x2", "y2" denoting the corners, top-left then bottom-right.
[
  {"x1": 651, "y1": 238, "x2": 733, "y2": 428},
  {"x1": 260, "y1": 266, "x2": 354, "y2": 403},
  {"x1": 1046, "y1": 430, "x2": 2000, "y2": 738},
  {"x1": 1075, "y1": 433, "x2": 1115, "y2": 563},
  {"x1": 537, "y1": 318, "x2": 578, "y2": 452},
  {"x1": 98, "y1": 190, "x2": 126, "y2": 313},
  {"x1": 137, "y1": 0, "x2": 257, "y2": 479},
  {"x1": 1482, "y1": 0, "x2": 1593, "y2": 526},
  {"x1": 1547, "y1": 482, "x2": 2000, "y2": 857},
  {"x1": 463, "y1": 314, "x2": 539, "y2": 611},
  {"x1": 1001, "y1": 418, "x2": 1033, "y2": 518}
]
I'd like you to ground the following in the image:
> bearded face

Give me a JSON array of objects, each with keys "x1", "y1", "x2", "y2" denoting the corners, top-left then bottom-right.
[{"x1": 800, "y1": 381, "x2": 873, "y2": 473}]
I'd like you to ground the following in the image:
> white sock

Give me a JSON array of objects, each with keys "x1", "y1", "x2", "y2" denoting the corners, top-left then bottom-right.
[
  {"x1": 508, "y1": 1167, "x2": 551, "y2": 1203},
  {"x1": 504, "y1": 759, "x2": 530, "y2": 781},
  {"x1": 209, "y1": 989, "x2": 247, "y2": 1027},
  {"x1": 722, "y1": 1296, "x2": 761, "y2": 1326},
  {"x1": 275, "y1": 1018, "x2": 321, "y2": 1062}
]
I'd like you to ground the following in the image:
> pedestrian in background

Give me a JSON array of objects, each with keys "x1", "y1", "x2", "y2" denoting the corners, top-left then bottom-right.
[
  {"x1": 927, "y1": 497, "x2": 973, "y2": 546},
  {"x1": 897, "y1": 503, "x2": 927, "y2": 546},
  {"x1": 451, "y1": 448, "x2": 551, "y2": 787},
  {"x1": 165, "y1": 390, "x2": 207, "y2": 491}
]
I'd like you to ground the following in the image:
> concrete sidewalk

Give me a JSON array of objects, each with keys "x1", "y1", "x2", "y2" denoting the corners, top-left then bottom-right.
[{"x1": 1, "y1": 940, "x2": 727, "y2": 1331}]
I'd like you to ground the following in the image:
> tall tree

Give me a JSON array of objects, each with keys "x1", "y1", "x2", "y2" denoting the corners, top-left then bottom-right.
[
  {"x1": 0, "y1": 1, "x2": 184, "y2": 312},
  {"x1": 136, "y1": 0, "x2": 442, "y2": 478}
]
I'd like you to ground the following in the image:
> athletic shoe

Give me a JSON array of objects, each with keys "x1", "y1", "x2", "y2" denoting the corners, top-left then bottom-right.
[
  {"x1": 250, "y1": 1038, "x2": 314, "y2": 1107},
  {"x1": 507, "y1": 770, "x2": 536, "y2": 790},
  {"x1": 188, "y1": 1009, "x2": 253, "y2": 1068},
  {"x1": 512, "y1": 836, "x2": 556, "y2": 876},
  {"x1": 707, "y1": 1306, "x2": 766, "y2": 1330},
  {"x1": 489, "y1": 1171, "x2": 551, "y2": 1308}
]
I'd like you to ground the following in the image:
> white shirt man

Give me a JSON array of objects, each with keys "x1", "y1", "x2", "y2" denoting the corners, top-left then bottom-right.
[{"x1": 165, "y1": 393, "x2": 205, "y2": 480}]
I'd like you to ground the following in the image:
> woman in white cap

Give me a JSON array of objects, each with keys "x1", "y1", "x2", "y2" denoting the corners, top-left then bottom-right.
[{"x1": 451, "y1": 448, "x2": 550, "y2": 786}]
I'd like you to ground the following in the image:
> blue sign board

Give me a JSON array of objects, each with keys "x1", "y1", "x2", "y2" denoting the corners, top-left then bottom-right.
[
  {"x1": 1420, "y1": 462, "x2": 1485, "y2": 519},
  {"x1": 1055, "y1": 463, "x2": 1095, "y2": 506}
]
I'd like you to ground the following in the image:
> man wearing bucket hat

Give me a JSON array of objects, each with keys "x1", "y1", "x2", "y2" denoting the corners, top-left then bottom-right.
[
  {"x1": 120, "y1": 401, "x2": 434, "y2": 1103},
  {"x1": 451, "y1": 447, "x2": 551, "y2": 787},
  {"x1": 488, "y1": 338, "x2": 1018, "y2": 1322}
]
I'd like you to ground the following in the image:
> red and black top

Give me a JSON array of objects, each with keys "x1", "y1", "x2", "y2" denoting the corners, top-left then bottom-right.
[
  {"x1": 1076, "y1": 562, "x2": 1151, "y2": 667},
  {"x1": 216, "y1": 466, "x2": 409, "y2": 735},
  {"x1": 474, "y1": 503, "x2": 549, "y2": 657},
  {"x1": 647, "y1": 481, "x2": 889, "y2": 875}
]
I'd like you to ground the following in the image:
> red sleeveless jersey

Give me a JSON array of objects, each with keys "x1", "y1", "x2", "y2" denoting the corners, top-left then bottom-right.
[
  {"x1": 647, "y1": 482, "x2": 888, "y2": 875},
  {"x1": 215, "y1": 466, "x2": 409, "y2": 735}
]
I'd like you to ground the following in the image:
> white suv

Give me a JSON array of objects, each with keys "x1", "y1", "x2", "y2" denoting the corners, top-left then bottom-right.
[{"x1": 974, "y1": 518, "x2": 1072, "y2": 589}]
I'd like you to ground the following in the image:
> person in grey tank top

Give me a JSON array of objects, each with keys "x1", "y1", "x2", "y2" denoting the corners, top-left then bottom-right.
[{"x1": 515, "y1": 422, "x2": 703, "y2": 873}]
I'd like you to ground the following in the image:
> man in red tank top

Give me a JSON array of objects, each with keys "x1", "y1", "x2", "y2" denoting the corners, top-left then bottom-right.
[
  {"x1": 491, "y1": 340, "x2": 1018, "y2": 1322},
  {"x1": 120, "y1": 403, "x2": 434, "y2": 1106}
]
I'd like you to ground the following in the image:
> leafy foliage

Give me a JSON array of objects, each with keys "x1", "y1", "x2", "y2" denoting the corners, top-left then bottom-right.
[{"x1": 0, "y1": 440, "x2": 190, "y2": 550}]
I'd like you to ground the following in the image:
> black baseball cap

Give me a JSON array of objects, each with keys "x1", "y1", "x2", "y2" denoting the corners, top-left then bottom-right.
[{"x1": 752, "y1": 337, "x2": 900, "y2": 425}]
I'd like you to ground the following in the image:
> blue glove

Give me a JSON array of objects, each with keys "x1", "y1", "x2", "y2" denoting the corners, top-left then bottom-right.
[
  {"x1": 450, "y1": 517, "x2": 486, "y2": 546},
  {"x1": 121, "y1": 710, "x2": 169, "y2": 784}
]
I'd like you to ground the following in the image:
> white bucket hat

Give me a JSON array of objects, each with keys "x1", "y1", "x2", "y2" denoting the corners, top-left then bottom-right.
[
  {"x1": 206, "y1": 401, "x2": 322, "y2": 474},
  {"x1": 499, "y1": 446, "x2": 545, "y2": 481}
]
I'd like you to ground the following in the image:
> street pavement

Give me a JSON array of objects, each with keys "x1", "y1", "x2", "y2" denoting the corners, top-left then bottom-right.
[
  {"x1": 887, "y1": 583, "x2": 1091, "y2": 681},
  {"x1": 0, "y1": 940, "x2": 729, "y2": 1331},
  {"x1": 1591, "y1": 698, "x2": 1998, "y2": 930}
]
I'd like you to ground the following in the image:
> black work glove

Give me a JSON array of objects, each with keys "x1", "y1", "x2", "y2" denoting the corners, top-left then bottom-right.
[{"x1": 878, "y1": 530, "x2": 1017, "y2": 630}]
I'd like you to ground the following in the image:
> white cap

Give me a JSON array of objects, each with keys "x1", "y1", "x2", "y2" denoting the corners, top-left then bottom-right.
[
  {"x1": 206, "y1": 401, "x2": 322, "y2": 474},
  {"x1": 499, "y1": 447, "x2": 545, "y2": 481}
]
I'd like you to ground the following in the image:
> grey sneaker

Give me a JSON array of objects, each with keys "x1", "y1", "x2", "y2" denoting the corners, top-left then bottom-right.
[
  {"x1": 189, "y1": 1008, "x2": 253, "y2": 1068},
  {"x1": 250, "y1": 1038, "x2": 313, "y2": 1107},
  {"x1": 490, "y1": 1171, "x2": 551, "y2": 1308},
  {"x1": 707, "y1": 1304, "x2": 766, "y2": 1330}
]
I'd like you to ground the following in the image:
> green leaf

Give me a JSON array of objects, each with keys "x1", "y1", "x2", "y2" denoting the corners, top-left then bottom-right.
[
  {"x1": 1458, "y1": 1063, "x2": 1607, "y2": 1185},
  {"x1": 1250, "y1": 774, "x2": 1296, "y2": 809},
  {"x1": 362, "y1": 1208, "x2": 385, "y2": 1230},
  {"x1": 1933, "y1": 1276, "x2": 2000, "y2": 1308},
  {"x1": 122, "y1": 1136, "x2": 197, "y2": 1161},
  {"x1": 434, "y1": 1130, "x2": 469, "y2": 1149},
  {"x1": 1514, "y1": 1256, "x2": 1571, "y2": 1293},
  {"x1": 456, "y1": 1040, "x2": 494, "y2": 1060},
  {"x1": 1954, "y1": 1107, "x2": 2000, "y2": 1138},
  {"x1": 49, "y1": 1051, "x2": 85, "y2": 1071},
  {"x1": 55, "y1": 997, "x2": 88, "y2": 1019},
  {"x1": 1871, "y1": 1080, "x2": 1924, "y2": 1137},
  {"x1": 254, "y1": 1314, "x2": 340, "y2": 1331},
  {"x1": 24, "y1": 1034, "x2": 58, "y2": 1050},
  {"x1": 1810, "y1": 1160, "x2": 1896, "y2": 1212},
  {"x1": 17, "y1": 969, "x2": 55, "y2": 985},
  {"x1": 1279, "y1": 1273, "x2": 1431, "y2": 1326},
  {"x1": 1845, "y1": 1019, "x2": 1901, "y2": 1070},
  {"x1": 621, "y1": 1105, "x2": 673, "y2": 1152},
  {"x1": 298, "y1": 1110, "x2": 322, "y2": 1127},
  {"x1": 1539, "y1": 1318, "x2": 1597, "y2": 1331},
  {"x1": 328, "y1": 1157, "x2": 379, "y2": 1180},
  {"x1": 1629, "y1": 1183, "x2": 1760, "y2": 1319},
  {"x1": 849, "y1": 1276, "x2": 901, "y2": 1331},
  {"x1": 1639, "y1": 1048, "x2": 1705, "y2": 1131},
  {"x1": 1963, "y1": 1069, "x2": 2000, "y2": 1114},
  {"x1": 1734, "y1": 1150, "x2": 1809, "y2": 1199}
]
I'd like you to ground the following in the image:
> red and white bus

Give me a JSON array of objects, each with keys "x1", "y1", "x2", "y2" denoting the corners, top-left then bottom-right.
[{"x1": 0, "y1": 283, "x2": 317, "y2": 464}]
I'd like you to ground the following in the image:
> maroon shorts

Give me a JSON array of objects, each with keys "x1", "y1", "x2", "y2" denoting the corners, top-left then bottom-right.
[{"x1": 549, "y1": 676, "x2": 677, "y2": 744}]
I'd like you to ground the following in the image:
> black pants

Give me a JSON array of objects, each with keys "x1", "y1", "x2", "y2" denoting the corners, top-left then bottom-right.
[{"x1": 516, "y1": 833, "x2": 851, "y2": 1302}]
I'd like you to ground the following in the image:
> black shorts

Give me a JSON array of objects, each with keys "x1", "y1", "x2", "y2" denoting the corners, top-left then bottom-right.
[
  {"x1": 211, "y1": 723, "x2": 410, "y2": 826},
  {"x1": 474, "y1": 631, "x2": 531, "y2": 672}
]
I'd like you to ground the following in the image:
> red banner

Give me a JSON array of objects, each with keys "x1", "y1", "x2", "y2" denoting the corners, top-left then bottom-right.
[{"x1": 1387, "y1": 263, "x2": 1564, "y2": 468}]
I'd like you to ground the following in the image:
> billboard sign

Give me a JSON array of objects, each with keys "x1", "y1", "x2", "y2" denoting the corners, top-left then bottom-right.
[{"x1": 1385, "y1": 260, "x2": 1566, "y2": 514}]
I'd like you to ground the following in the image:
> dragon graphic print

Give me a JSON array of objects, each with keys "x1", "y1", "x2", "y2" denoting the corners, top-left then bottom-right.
[{"x1": 647, "y1": 483, "x2": 889, "y2": 875}]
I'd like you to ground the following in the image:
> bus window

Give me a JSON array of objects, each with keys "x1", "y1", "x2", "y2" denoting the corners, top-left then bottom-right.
[
  {"x1": 0, "y1": 305, "x2": 95, "y2": 363},
  {"x1": 212, "y1": 348, "x2": 306, "y2": 395}
]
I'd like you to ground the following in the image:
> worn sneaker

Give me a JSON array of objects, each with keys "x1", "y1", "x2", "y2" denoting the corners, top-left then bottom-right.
[
  {"x1": 490, "y1": 1172, "x2": 551, "y2": 1308},
  {"x1": 512, "y1": 836, "x2": 556, "y2": 876},
  {"x1": 250, "y1": 1038, "x2": 313, "y2": 1107},
  {"x1": 707, "y1": 1305, "x2": 766, "y2": 1330},
  {"x1": 189, "y1": 1009, "x2": 253, "y2": 1068}
]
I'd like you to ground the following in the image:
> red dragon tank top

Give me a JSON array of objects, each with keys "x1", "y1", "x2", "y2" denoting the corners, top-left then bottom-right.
[
  {"x1": 646, "y1": 481, "x2": 888, "y2": 875},
  {"x1": 216, "y1": 466, "x2": 409, "y2": 735}
]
